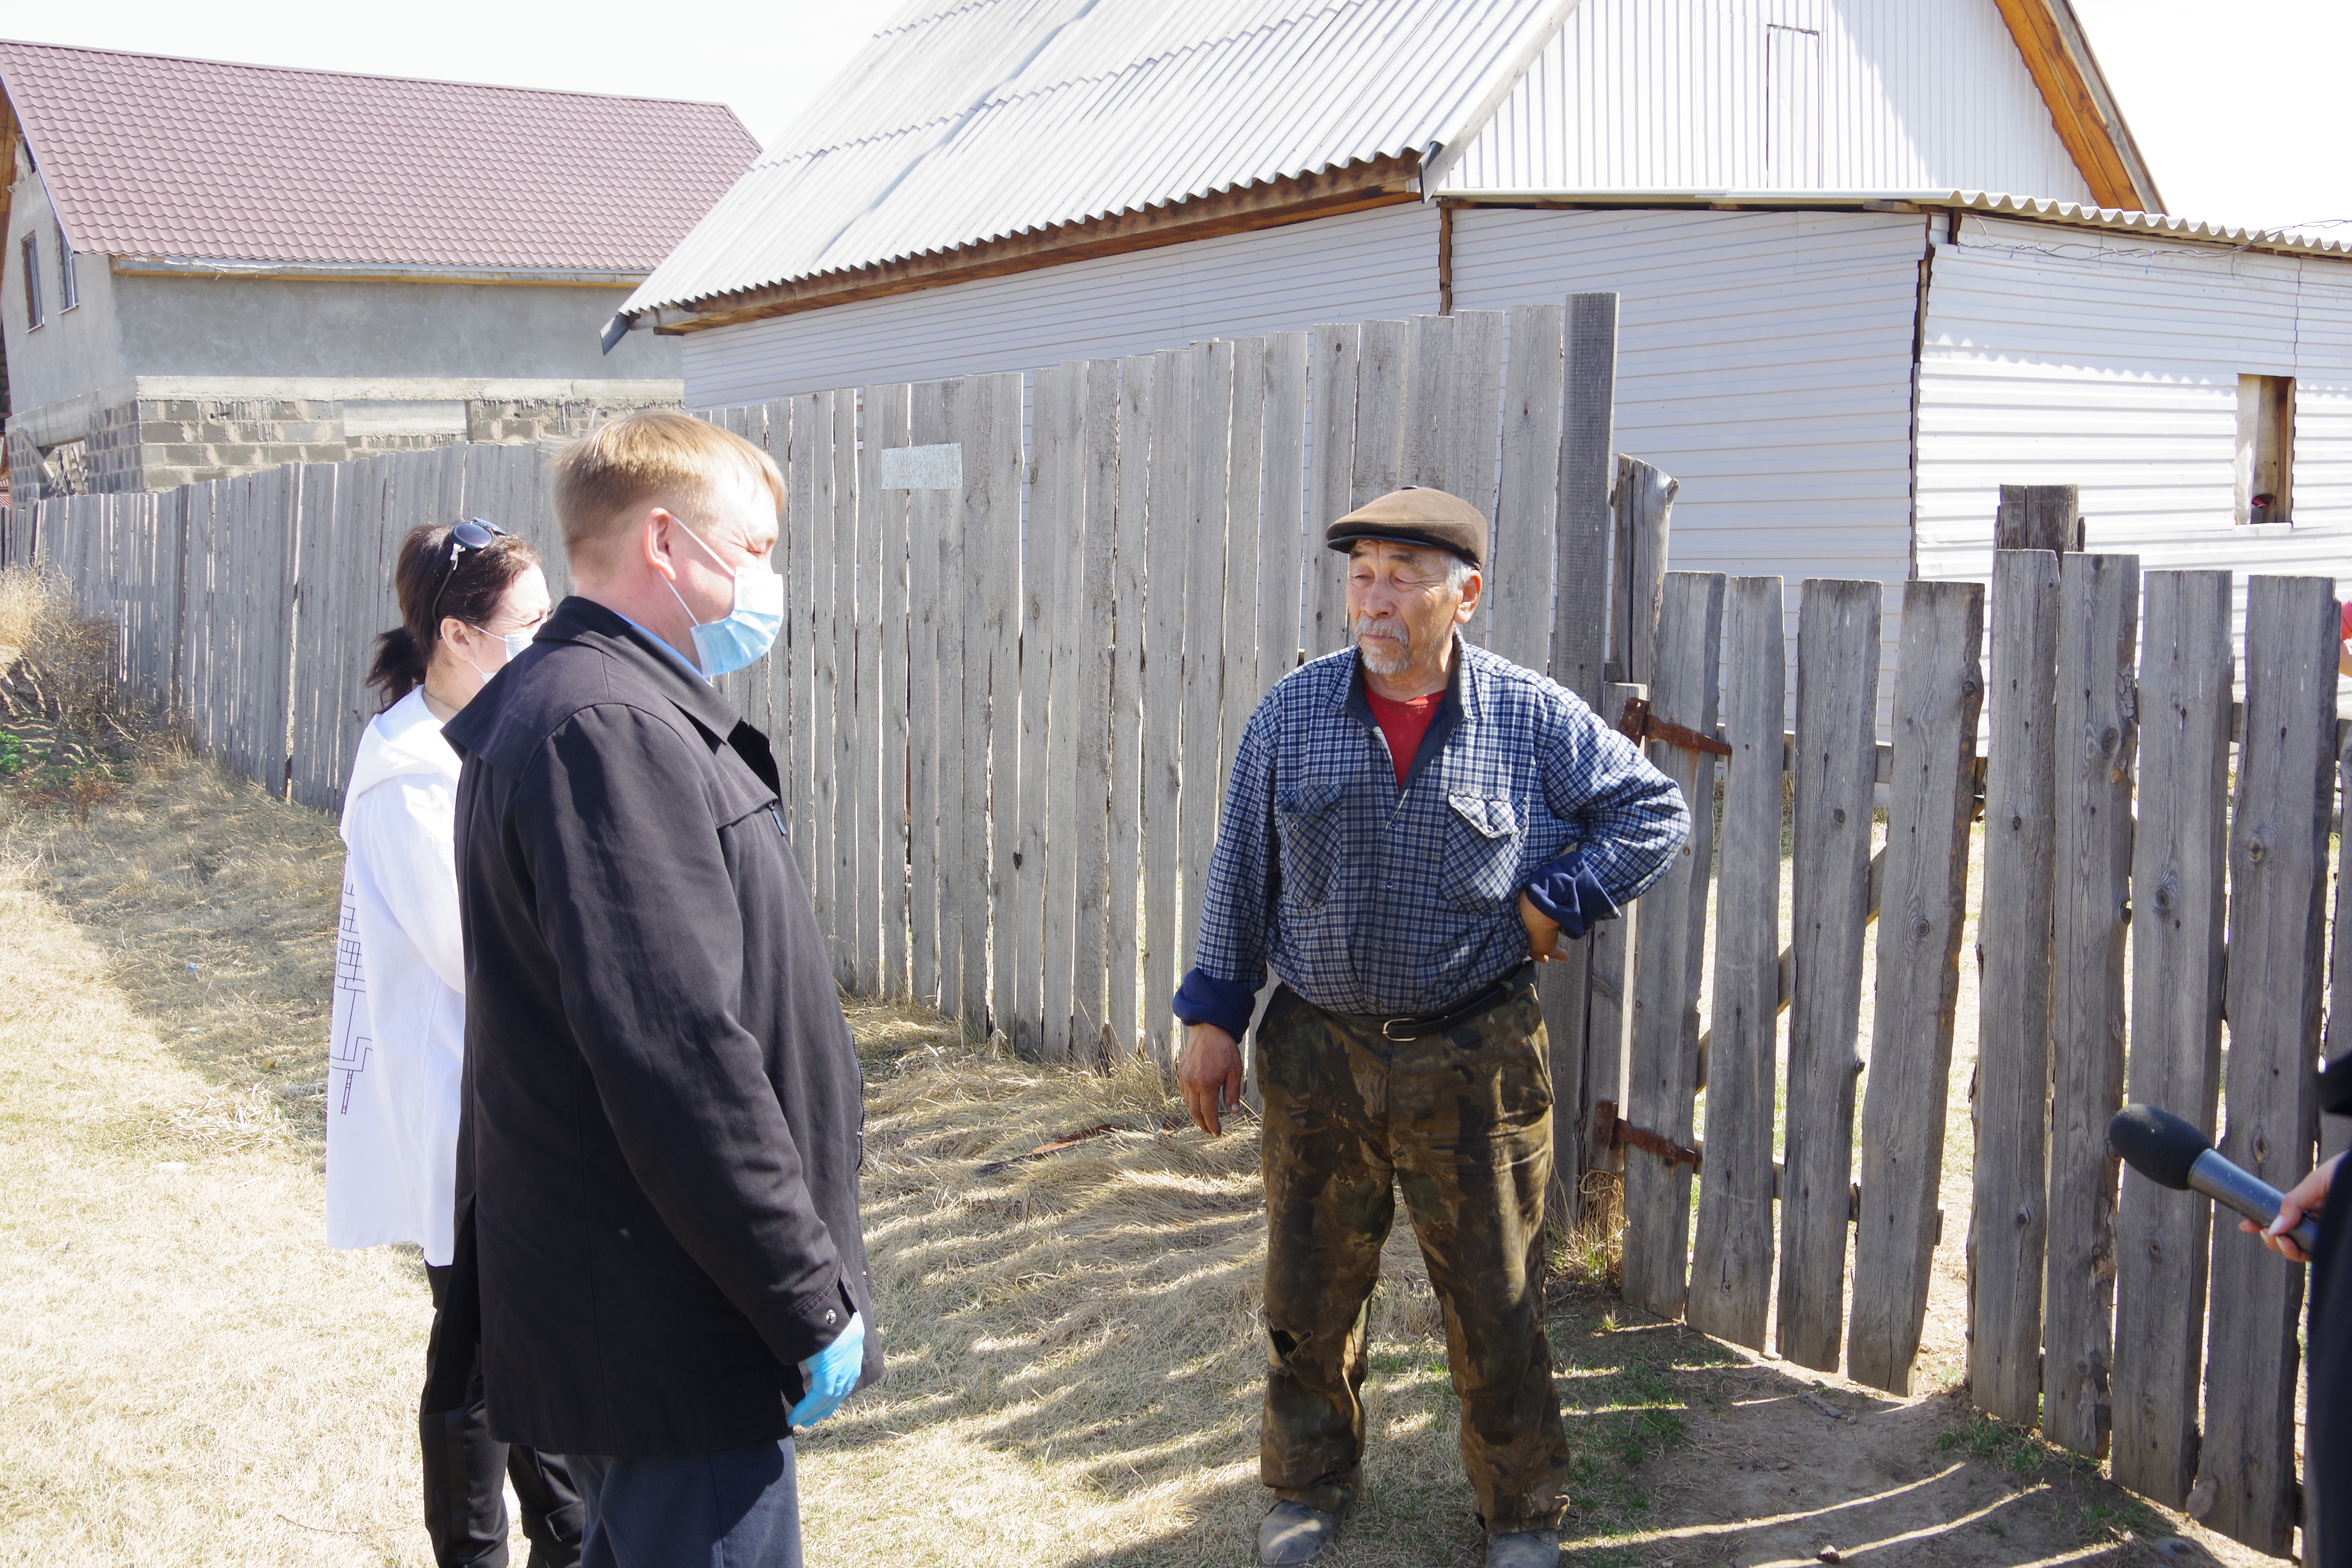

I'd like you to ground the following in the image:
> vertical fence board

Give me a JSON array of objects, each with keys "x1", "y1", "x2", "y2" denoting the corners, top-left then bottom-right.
[
  {"x1": 2044, "y1": 553, "x2": 2139, "y2": 1457},
  {"x1": 1108, "y1": 356, "x2": 1154, "y2": 1057},
  {"x1": 1613, "y1": 459, "x2": 1677, "y2": 688},
  {"x1": 1689, "y1": 575, "x2": 1787, "y2": 1350},
  {"x1": 872, "y1": 386, "x2": 914, "y2": 998},
  {"x1": 905, "y1": 385, "x2": 947, "y2": 1007},
  {"x1": 1257, "y1": 332, "x2": 1309, "y2": 706},
  {"x1": 971, "y1": 373, "x2": 1023, "y2": 1037},
  {"x1": 1031, "y1": 362, "x2": 1078, "y2": 1057},
  {"x1": 1219, "y1": 338, "x2": 1267, "y2": 825},
  {"x1": 1350, "y1": 319, "x2": 1407, "y2": 509},
  {"x1": 2203, "y1": 576, "x2": 2337, "y2": 1553},
  {"x1": 786, "y1": 395, "x2": 820, "y2": 888},
  {"x1": 1070, "y1": 360, "x2": 1120, "y2": 1058},
  {"x1": 1553, "y1": 293, "x2": 1618, "y2": 708},
  {"x1": 1778, "y1": 577, "x2": 1882, "y2": 1372},
  {"x1": 1969, "y1": 549, "x2": 2062, "y2": 1427},
  {"x1": 828, "y1": 388, "x2": 864, "y2": 987},
  {"x1": 1490, "y1": 303, "x2": 1562, "y2": 675},
  {"x1": 808, "y1": 395, "x2": 842, "y2": 964},
  {"x1": 2111, "y1": 570, "x2": 2234, "y2": 1504},
  {"x1": 1402, "y1": 314, "x2": 1455, "y2": 492},
  {"x1": 850, "y1": 392, "x2": 886, "y2": 996},
  {"x1": 1178, "y1": 340, "x2": 1233, "y2": 976},
  {"x1": 1619, "y1": 572, "x2": 1726, "y2": 1321},
  {"x1": 1141, "y1": 348, "x2": 1194, "y2": 1063},
  {"x1": 1304, "y1": 324, "x2": 1359, "y2": 658},
  {"x1": 1441, "y1": 310, "x2": 1506, "y2": 532},
  {"x1": 1849, "y1": 581, "x2": 1985, "y2": 1394}
]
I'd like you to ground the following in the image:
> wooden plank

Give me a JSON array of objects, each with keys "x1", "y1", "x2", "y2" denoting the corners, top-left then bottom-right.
[
  {"x1": 1220, "y1": 339, "x2": 1267, "y2": 787},
  {"x1": 905, "y1": 382, "x2": 948, "y2": 1007},
  {"x1": 1553, "y1": 293, "x2": 1618, "y2": 708},
  {"x1": 1070, "y1": 359, "x2": 1121, "y2": 1059},
  {"x1": 1031, "y1": 362, "x2": 1079, "y2": 1057},
  {"x1": 1140, "y1": 347, "x2": 1194, "y2": 1065},
  {"x1": 2043, "y1": 552, "x2": 2138, "y2": 1457},
  {"x1": 1256, "y1": 332, "x2": 1309, "y2": 704},
  {"x1": 1303, "y1": 324, "x2": 1360, "y2": 659},
  {"x1": 1613, "y1": 458, "x2": 1677, "y2": 688},
  {"x1": 1969, "y1": 549, "x2": 2063, "y2": 1429},
  {"x1": 807, "y1": 391, "x2": 840, "y2": 941},
  {"x1": 1849, "y1": 580, "x2": 1985, "y2": 1395},
  {"x1": 851, "y1": 389, "x2": 886, "y2": 996},
  {"x1": 1995, "y1": 484, "x2": 2082, "y2": 553},
  {"x1": 2202, "y1": 575, "x2": 2336, "y2": 1554},
  {"x1": 1441, "y1": 309, "x2": 1506, "y2": 528},
  {"x1": 1350, "y1": 319, "x2": 1408, "y2": 508},
  {"x1": 1402, "y1": 313, "x2": 1455, "y2": 492},
  {"x1": 1580, "y1": 678, "x2": 1647, "y2": 1189},
  {"x1": 1777, "y1": 577, "x2": 1882, "y2": 1373},
  {"x1": 786, "y1": 395, "x2": 820, "y2": 889},
  {"x1": 935, "y1": 376, "x2": 976, "y2": 1026},
  {"x1": 872, "y1": 385, "x2": 914, "y2": 998},
  {"x1": 1688, "y1": 575, "x2": 1787, "y2": 1352},
  {"x1": 2109, "y1": 569, "x2": 2234, "y2": 1505},
  {"x1": 1489, "y1": 303, "x2": 1562, "y2": 676},
  {"x1": 967, "y1": 372, "x2": 1024, "y2": 1038},
  {"x1": 1178, "y1": 339, "x2": 1232, "y2": 976},
  {"x1": 1107, "y1": 356, "x2": 1154, "y2": 1057},
  {"x1": 830, "y1": 387, "x2": 862, "y2": 983},
  {"x1": 1619, "y1": 572, "x2": 1726, "y2": 1323}
]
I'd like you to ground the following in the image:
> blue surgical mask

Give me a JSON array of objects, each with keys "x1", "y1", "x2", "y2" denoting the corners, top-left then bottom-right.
[{"x1": 666, "y1": 522, "x2": 784, "y2": 676}]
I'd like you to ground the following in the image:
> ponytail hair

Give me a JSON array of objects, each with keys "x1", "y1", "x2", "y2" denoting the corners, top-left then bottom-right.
[{"x1": 365, "y1": 521, "x2": 542, "y2": 710}]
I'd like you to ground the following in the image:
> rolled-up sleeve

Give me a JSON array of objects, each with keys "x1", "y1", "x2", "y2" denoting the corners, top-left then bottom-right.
[
  {"x1": 1529, "y1": 698, "x2": 1690, "y2": 912},
  {"x1": 1172, "y1": 702, "x2": 1279, "y2": 1037}
]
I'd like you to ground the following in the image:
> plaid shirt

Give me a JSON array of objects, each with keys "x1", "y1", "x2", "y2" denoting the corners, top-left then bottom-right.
[{"x1": 1174, "y1": 639, "x2": 1689, "y2": 1032}]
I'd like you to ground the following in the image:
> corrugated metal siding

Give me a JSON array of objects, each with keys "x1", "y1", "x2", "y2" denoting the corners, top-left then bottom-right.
[
  {"x1": 628, "y1": 0, "x2": 1563, "y2": 313},
  {"x1": 1437, "y1": 0, "x2": 2092, "y2": 202},
  {"x1": 679, "y1": 202, "x2": 1441, "y2": 406},
  {"x1": 1916, "y1": 213, "x2": 2352, "y2": 682}
]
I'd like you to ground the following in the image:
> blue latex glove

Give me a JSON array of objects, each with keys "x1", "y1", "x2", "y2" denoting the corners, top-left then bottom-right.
[{"x1": 789, "y1": 1310, "x2": 866, "y2": 1429}]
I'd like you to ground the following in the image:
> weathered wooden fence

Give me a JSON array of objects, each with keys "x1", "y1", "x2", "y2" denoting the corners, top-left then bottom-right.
[
  {"x1": 1601, "y1": 552, "x2": 2343, "y2": 1557},
  {"x1": 3, "y1": 300, "x2": 1633, "y2": 1089}
]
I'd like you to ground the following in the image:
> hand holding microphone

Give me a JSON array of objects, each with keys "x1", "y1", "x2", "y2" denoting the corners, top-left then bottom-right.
[{"x1": 2107, "y1": 1104, "x2": 2327, "y2": 1261}]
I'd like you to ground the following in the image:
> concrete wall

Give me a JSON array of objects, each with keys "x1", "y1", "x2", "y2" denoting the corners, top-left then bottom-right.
[
  {"x1": 110, "y1": 270, "x2": 678, "y2": 390},
  {"x1": 5, "y1": 169, "x2": 127, "y2": 416}
]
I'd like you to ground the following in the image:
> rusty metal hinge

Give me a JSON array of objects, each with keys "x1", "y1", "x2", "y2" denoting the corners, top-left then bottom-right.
[
  {"x1": 1590, "y1": 1098, "x2": 1702, "y2": 1170},
  {"x1": 1615, "y1": 695, "x2": 1731, "y2": 758}
]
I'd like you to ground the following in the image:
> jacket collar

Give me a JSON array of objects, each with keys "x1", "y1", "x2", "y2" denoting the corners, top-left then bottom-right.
[{"x1": 1331, "y1": 632, "x2": 1483, "y2": 723}]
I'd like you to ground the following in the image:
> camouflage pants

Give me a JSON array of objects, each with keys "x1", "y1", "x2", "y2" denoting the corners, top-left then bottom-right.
[{"x1": 1256, "y1": 975, "x2": 1569, "y2": 1534}]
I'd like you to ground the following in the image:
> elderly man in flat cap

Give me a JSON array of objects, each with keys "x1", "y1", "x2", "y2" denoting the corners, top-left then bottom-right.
[{"x1": 1173, "y1": 486, "x2": 1690, "y2": 1567}]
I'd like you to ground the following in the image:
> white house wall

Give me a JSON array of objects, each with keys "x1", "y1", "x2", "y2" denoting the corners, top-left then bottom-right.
[
  {"x1": 1916, "y1": 213, "x2": 2352, "y2": 677},
  {"x1": 677, "y1": 203, "x2": 1442, "y2": 407},
  {"x1": 1437, "y1": 0, "x2": 2093, "y2": 203}
]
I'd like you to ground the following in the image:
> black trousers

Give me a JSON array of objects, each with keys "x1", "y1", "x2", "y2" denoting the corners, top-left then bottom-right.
[
  {"x1": 562, "y1": 1440, "x2": 801, "y2": 1568},
  {"x1": 423, "y1": 1263, "x2": 584, "y2": 1568},
  {"x1": 2314, "y1": 1183, "x2": 2351, "y2": 1568}
]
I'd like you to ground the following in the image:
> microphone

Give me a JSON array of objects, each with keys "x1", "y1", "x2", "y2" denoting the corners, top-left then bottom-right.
[{"x1": 2107, "y1": 1103, "x2": 2321, "y2": 1257}]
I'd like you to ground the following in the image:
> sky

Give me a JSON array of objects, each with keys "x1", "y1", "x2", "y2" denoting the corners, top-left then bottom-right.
[{"x1": 11, "y1": 0, "x2": 2351, "y2": 237}]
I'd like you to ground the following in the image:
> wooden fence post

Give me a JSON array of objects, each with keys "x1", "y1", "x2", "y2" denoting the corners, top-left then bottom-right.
[
  {"x1": 2043, "y1": 552, "x2": 2139, "y2": 1458},
  {"x1": 870, "y1": 385, "x2": 914, "y2": 999},
  {"x1": 1177, "y1": 340, "x2": 1233, "y2": 984},
  {"x1": 2110, "y1": 569, "x2": 2233, "y2": 1504},
  {"x1": 966, "y1": 372, "x2": 1023, "y2": 1040},
  {"x1": 1140, "y1": 347, "x2": 1194, "y2": 1065},
  {"x1": 1970, "y1": 549, "x2": 2062, "y2": 1428},
  {"x1": 1778, "y1": 577, "x2": 1882, "y2": 1372},
  {"x1": 1995, "y1": 484, "x2": 2082, "y2": 554},
  {"x1": 1849, "y1": 579, "x2": 1984, "y2": 1394},
  {"x1": 1069, "y1": 359, "x2": 1121, "y2": 1059},
  {"x1": 1107, "y1": 356, "x2": 1155, "y2": 1057},
  {"x1": 1024, "y1": 362, "x2": 1076, "y2": 1055},
  {"x1": 2203, "y1": 576, "x2": 2337, "y2": 1553},
  {"x1": 1611, "y1": 457, "x2": 1676, "y2": 687},
  {"x1": 1618, "y1": 572, "x2": 1725, "y2": 1321},
  {"x1": 904, "y1": 383, "x2": 947, "y2": 1010},
  {"x1": 1688, "y1": 575, "x2": 1786, "y2": 1350}
]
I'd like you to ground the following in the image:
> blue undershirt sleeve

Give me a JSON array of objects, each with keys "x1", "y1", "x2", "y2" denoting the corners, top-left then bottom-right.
[
  {"x1": 1519, "y1": 848, "x2": 1623, "y2": 939},
  {"x1": 1171, "y1": 967, "x2": 1260, "y2": 1041}
]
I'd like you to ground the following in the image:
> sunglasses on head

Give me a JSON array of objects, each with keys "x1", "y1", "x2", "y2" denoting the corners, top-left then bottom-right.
[{"x1": 428, "y1": 518, "x2": 511, "y2": 625}]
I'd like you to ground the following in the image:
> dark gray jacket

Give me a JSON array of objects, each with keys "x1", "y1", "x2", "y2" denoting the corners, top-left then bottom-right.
[{"x1": 442, "y1": 595, "x2": 876, "y2": 1457}]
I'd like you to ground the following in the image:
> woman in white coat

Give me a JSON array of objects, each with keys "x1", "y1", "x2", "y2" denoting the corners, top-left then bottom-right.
[{"x1": 327, "y1": 518, "x2": 579, "y2": 1568}]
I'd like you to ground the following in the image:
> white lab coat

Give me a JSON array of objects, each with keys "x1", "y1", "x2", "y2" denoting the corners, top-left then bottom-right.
[{"x1": 325, "y1": 688, "x2": 466, "y2": 1265}]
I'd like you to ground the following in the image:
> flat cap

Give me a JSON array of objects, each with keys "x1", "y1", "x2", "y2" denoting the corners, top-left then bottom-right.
[{"x1": 1325, "y1": 486, "x2": 1487, "y2": 568}]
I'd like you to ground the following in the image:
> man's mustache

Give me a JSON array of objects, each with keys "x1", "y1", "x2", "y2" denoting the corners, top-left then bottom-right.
[{"x1": 1352, "y1": 615, "x2": 1410, "y2": 647}]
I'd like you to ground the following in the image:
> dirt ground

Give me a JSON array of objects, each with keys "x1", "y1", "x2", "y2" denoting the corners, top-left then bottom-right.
[{"x1": 0, "y1": 735, "x2": 2285, "y2": 1567}]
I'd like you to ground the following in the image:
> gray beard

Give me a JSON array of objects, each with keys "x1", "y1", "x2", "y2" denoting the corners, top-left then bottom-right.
[{"x1": 1354, "y1": 615, "x2": 1412, "y2": 675}]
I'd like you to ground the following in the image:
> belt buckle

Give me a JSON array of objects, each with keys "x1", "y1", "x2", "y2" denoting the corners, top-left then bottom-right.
[{"x1": 1381, "y1": 1016, "x2": 1418, "y2": 1042}]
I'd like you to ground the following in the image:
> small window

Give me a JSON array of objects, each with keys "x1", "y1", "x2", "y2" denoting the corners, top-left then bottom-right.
[
  {"x1": 2237, "y1": 374, "x2": 2294, "y2": 524},
  {"x1": 20, "y1": 232, "x2": 41, "y2": 329},
  {"x1": 56, "y1": 221, "x2": 76, "y2": 312}
]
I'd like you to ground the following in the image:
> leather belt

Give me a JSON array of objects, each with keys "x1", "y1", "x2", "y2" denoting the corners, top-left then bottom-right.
[{"x1": 1338, "y1": 962, "x2": 1535, "y2": 1043}]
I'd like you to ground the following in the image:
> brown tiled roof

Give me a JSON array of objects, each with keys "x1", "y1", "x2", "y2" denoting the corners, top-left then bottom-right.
[{"x1": 0, "y1": 39, "x2": 760, "y2": 271}]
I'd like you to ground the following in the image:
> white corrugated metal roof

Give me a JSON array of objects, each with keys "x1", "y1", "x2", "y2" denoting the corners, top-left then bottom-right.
[{"x1": 623, "y1": 0, "x2": 1571, "y2": 315}]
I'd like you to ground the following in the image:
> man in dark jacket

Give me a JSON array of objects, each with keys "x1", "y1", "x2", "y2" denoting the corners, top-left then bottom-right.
[{"x1": 441, "y1": 411, "x2": 876, "y2": 1567}]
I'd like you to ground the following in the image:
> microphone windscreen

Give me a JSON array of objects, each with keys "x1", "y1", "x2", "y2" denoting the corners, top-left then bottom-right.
[{"x1": 2108, "y1": 1103, "x2": 2209, "y2": 1191}]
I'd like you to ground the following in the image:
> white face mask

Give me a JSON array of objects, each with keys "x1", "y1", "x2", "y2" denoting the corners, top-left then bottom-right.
[{"x1": 457, "y1": 626, "x2": 534, "y2": 688}]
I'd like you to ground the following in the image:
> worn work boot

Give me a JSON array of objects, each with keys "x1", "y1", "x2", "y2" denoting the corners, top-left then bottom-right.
[
  {"x1": 1256, "y1": 1501, "x2": 1338, "y2": 1566},
  {"x1": 1486, "y1": 1529, "x2": 1561, "y2": 1567}
]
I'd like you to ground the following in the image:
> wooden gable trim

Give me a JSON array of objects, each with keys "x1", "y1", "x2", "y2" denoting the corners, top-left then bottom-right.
[
  {"x1": 644, "y1": 152, "x2": 1421, "y2": 335},
  {"x1": 1990, "y1": 0, "x2": 2163, "y2": 213}
]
